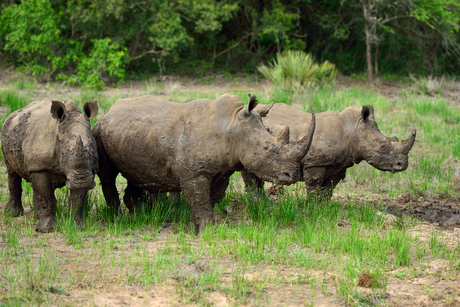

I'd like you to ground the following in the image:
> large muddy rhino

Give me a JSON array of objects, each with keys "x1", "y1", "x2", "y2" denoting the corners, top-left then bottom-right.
[
  {"x1": 242, "y1": 103, "x2": 416, "y2": 198},
  {"x1": 1, "y1": 98, "x2": 99, "y2": 232},
  {"x1": 92, "y1": 94, "x2": 315, "y2": 234}
]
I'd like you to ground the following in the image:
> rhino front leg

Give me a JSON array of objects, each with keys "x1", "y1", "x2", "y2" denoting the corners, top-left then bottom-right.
[
  {"x1": 5, "y1": 172, "x2": 24, "y2": 217},
  {"x1": 210, "y1": 175, "x2": 231, "y2": 207},
  {"x1": 69, "y1": 189, "x2": 87, "y2": 225},
  {"x1": 181, "y1": 176, "x2": 213, "y2": 235},
  {"x1": 303, "y1": 166, "x2": 327, "y2": 197},
  {"x1": 241, "y1": 170, "x2": 269, "y2": 200},
  {"x1": 322, "y1": 169, "x2": 347, "y2": 199},
  {"x1": 30, "y1": 171, "x2": 56, "y2": 233}
]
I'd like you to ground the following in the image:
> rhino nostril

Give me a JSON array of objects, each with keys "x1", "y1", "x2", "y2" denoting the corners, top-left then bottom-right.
[
  {"x1": 284, "y1": 172, "x2": 291, "y2": 178},
  {"x1": 396, "y1": 162, "x2": 402, "y2": 167}
]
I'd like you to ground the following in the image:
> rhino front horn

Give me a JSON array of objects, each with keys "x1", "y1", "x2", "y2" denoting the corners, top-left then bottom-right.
[
  {"x1": 402, "y1": 128, "x2": 416, "y2": 155},
  {"x1": 288, "y1": 110, "x2": 316, "y2": 162},
  {"x1": 74, "y1": 136, "x2": 87, "y2": 169}
]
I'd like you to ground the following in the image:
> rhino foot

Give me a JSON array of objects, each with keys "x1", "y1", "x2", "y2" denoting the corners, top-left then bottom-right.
[
  {"x1": 5, "y1": 203, "x2": 24, "y2": 217},
  {"x1": 35, "y1": 216, "x2": 55, "y2": 233}
]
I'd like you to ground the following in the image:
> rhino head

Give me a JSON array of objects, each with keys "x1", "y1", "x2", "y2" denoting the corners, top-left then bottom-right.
[
  {"x1": 51, "y1": 100, "x2": 99, "y2": 190},
  {"x1": 233, "y1": 94, "x2": 315, "y2": 185},
  {"x1": 350, "y1": 105, "x2": 416, "y2": 173}
]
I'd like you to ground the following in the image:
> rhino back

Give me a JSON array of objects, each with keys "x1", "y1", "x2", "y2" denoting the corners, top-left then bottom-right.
[
  {"x1": 263, "y1": 104, "x2": 358, "y2": 167},
  {"x1": 1, "y1": 98, "x2": 58, "y2": 179},
  {"x1": 94, "y1": 95, "x2": 238, "y2": 191}
]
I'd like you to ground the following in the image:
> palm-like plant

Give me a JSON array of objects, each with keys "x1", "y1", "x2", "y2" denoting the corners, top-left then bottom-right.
[{"x1": 257, "y1": 50, "x2": 337, "y2": 92}]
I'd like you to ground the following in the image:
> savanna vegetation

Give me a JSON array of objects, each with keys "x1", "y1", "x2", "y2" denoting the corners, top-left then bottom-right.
[
  {"x1": 1, "y1": 75, "x2": 460, "y2": 305},
  {"x1": 1, "y1": 0, "x2": 460, "y2": 306},
  {"x1": 1, "y1": 0, "x2": 460, "y2": 89}
]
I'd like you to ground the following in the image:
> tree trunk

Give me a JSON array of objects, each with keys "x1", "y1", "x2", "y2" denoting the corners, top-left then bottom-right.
[
  {"x1": 373, "y1": 27, "x2": 378, "y2": 76},
  {"x1": 363, "y1": 4, "x2": 373, "y2": 82},
  {"x1": 375, "y1": 43, "x2": 379, "y2": 76}
]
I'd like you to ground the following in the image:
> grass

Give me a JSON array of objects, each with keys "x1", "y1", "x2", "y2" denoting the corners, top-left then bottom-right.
[{"x1": 1, "y1": 78, "x2": 460, "y2": 305}]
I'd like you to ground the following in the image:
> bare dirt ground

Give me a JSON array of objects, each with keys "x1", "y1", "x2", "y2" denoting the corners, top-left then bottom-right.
[{"x1": 1, "y1": 70, "x2": 460, "y2": 306}]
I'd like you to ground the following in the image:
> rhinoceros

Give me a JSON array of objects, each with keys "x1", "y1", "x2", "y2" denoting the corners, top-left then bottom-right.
[
  {"x1": 1, "y1": 98, "x2": 99, "y2": 232},
  {"x1": 242, "y1": 103, "x2": 416, "y2": 198},
  {"x1": 92, "y1": 94, "x2": 315, "y2": 234}
]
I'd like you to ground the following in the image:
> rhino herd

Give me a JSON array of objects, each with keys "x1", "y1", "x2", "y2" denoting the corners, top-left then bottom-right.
[{"x1": 1, "y1": 94, "x2": 416, "y2": 234}]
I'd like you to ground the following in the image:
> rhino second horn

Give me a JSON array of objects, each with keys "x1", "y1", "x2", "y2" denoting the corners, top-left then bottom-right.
[
  {"x1": 288, "y1": 110, "x2": 316, "y2": 163},
  {"x1": 275, "y1": 126, "x2": 290, "y2": 145},
  {"x1": 401, "y1": 128, "x2": 416, "y2": 155}
]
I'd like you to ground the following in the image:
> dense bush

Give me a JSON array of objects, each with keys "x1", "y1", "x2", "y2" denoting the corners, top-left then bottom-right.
[{"x1": 0, "y1": 0, "x2": 459, "y2": 88}]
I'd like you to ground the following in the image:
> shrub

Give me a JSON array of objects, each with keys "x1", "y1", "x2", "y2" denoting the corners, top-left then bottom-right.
[{"x1": 257, "y1": 50, "x2": 338, "y2": 93}]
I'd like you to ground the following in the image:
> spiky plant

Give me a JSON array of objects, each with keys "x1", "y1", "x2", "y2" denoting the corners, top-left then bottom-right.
[{"x1": 257, "y1": 50, "x2": 337, "y2": 93}]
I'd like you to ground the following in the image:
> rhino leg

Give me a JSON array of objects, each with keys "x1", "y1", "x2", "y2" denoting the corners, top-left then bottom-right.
[
  {"x1": 169, "y1": 192, "x2": 181, "y2": 205},
  {"x1": 241, "y1": 170, "x2": 269, "y2": 200},
  {"x1": 181, "y1": 176, "x2": 213, "y2": 235},
  {"x1": 303, "y1": 166, "x2": 327, "y2": 197},
  {"x1": 5, "y1": 172, "x2": 24, "y2": 217},
  {"x1": 31, "y1": 171, "x2": 56, "y2": 233},
  {"x1": 210, "y1": 176, "x2": 231, "y2": 207},
  {"x1": 123, "y1": 182, "x2": 145, "y2": 215},
  {"x1": 322, "y1": 169, "x2": 347, "y2": 198},
  {"x1": 95, "y1": 138, "x2": 121, "y2": 217},
  {"x1": 69, "y1": 189, "x2": 87, "y2": 225}
]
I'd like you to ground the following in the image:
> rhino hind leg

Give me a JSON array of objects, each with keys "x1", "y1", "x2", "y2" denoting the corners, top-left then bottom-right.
[
  {"x1": 123, "y1": 182, "x2": 145, "y2": 215},
  {"x1": 5, "y1": 172, "x2": 24, "y2": 217},
  {"x1": 96, "y1": 144, "x2": 121, "y2": 217},
  {"x1": 181, "y1": 176, "x2": 213, "y2": 235},
  {"x1": 30, "y1": 171, "x2": 56, "y2": 233}
]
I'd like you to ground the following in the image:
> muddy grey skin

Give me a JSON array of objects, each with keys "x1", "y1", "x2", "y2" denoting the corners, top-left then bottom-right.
[
  {"x1": 242, "y1": 103, "x2": 416, "y2": 198},
  {"x1": 92, "y1": 94, "x2": 315, "y2": 234},
  {"x1": 1, "y1": 98, "x2": 99, "y2": 232}
]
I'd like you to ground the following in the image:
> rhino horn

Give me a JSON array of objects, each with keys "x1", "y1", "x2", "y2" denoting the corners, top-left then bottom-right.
[
  {"x1": 288, "y1": 110, "x2": 316, "y2": 162},
  {"x1": 401, "y1": 128, "x2": 416, "y2": 155},
  {"x1": 74, "y1": 136, "x2": 87, "y2": 169},
  {"x1": 275, "y1": 126, "x2": 290, "y2": 145},
  {"x1": 256, "y1": 100, "x2": 274, "y2": 117}
]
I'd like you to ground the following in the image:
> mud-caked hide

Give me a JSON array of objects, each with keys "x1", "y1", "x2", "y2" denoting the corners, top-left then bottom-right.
[
  {"x1": 92, "y1": 94, "x2": 315, "y2": 234},
  {"x1": 1, "y1": 98, "x2": 99, "y2": 232},
  {"x1": 348, "y1": 105, "x2": 416, "y2": 173},
  {"x1": 242, "y1": 103, "x2": 417, "y2": 197}
]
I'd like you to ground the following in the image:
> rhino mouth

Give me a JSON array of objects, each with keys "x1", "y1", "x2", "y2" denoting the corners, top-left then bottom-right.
[
  {"x1": 66, "y1": 170, "x2": 96, "y2": 190},
  {"x1": 276, "y1": 168, "x2": 300, "y2": 186}
]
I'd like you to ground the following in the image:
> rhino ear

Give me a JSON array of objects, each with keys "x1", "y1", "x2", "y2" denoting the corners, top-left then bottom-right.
[
  {"x1": 51, "y1": 100, "x2": 66, "y2": 121},
  {"x1": 239, "y1": 94, "x2": 259, "y2": 119},
  {"x1": 83, "y1": 100, "x2": 99, "y2": 119},
  {"x1": 361, "y1": 105, "x2": 375, "y2": 122}
]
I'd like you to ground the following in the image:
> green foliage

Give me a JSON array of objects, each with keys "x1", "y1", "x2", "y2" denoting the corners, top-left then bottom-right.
[
  {"x1": 258, "y1": 50, "x2": 338, "y2": 92},
  {"x1": 59, "y1": 38, "x2": 129, "y2": 89},
  {"x1": 1, "y1": 0, "x2": 460, "y2": 83},
  {"x1": 411, "y1": 0, "x2": 460, "y2": 33},
  {"x1": 0, "y1": 0, "x2": 61, "y2": 76},
  {"x1": 0, "y1": 0, "x2": 129, "y2": 89}
]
